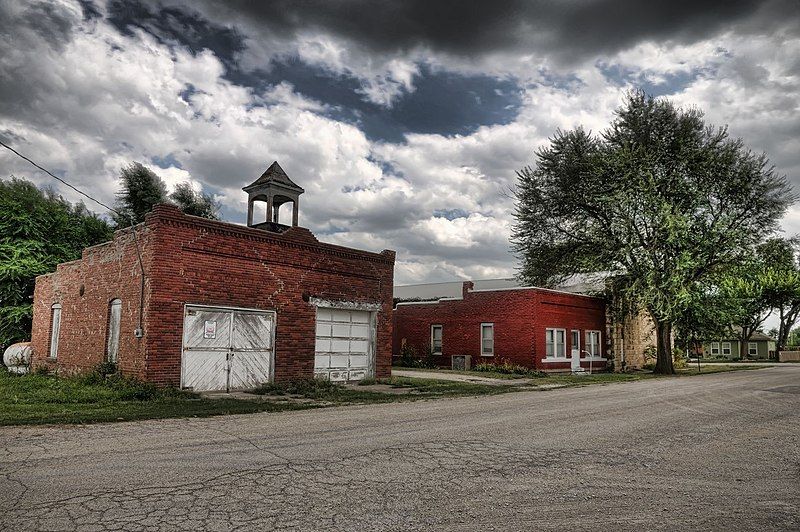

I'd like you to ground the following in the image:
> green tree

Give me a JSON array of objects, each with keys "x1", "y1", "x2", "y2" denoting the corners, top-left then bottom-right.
[
  {"x1": 0, "y1": 177, "x2": 113, "y2": 346},
  {"x1": 169, "y1": 182, "x2": 220, "y2": 220},
  {"x1": 512, "y1": 91, "x2": 795, "y2": 374},
  {"x1": 757, "y1": 238, "x2": 800, "y2": 353},
  {"x1": 112, "y1": 162, "x2": 168, "y2": 227},
  {"x1": 719, "y1": 261, "x2": 774, "y2": 358}
]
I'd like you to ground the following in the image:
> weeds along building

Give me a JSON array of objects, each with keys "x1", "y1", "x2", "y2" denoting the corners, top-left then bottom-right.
[{"x1": 30, "y1": 162, "x2": 395, "y2": 391}]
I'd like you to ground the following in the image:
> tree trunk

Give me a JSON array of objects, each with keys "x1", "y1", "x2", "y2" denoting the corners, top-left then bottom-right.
[{"x1": 653, "y1": 319, "x2": 675, "y2": 374}]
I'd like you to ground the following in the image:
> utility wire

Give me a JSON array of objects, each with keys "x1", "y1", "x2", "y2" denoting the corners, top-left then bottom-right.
[{"x1": 1, "y1": 140, "x2": 147, "y2": 335}]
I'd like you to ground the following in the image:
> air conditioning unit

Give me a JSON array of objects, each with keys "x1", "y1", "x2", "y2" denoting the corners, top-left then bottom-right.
[{"x1": 451, "y1": 355, "x2": 471, "y2": 371}]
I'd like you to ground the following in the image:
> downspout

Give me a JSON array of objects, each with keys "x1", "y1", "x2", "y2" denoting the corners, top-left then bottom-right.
[{"x1": 128, "y1": 223, "x2": 146, "y2": 338}]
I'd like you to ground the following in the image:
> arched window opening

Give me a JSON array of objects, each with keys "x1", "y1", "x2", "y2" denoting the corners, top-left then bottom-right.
[
  {"x1": 107, "y1": 299, "x2": 122, "y2": 363},
  {"x1": 49, "y1": 304, "x2": 62, "y2": 359}
]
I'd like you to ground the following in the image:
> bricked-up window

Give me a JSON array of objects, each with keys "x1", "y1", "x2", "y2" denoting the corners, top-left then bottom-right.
[
  {"x1": 722, "y1": 342, "x2": 732, "y2": 356},
  {"x1": 481, "y1": 323, "x2": 494, "y2": 356},
  {"x1": 710, "y1": 342, "x2": 720, "y2": 355},
  {"x1": 49, "y1": 304, "x2": 62, "y2": 359},
  {"x1": 106, "y1": 299, "x2": 122, "y2": 363},
  {"x1": 586, "y1": 331, "x2": 601, "y2": 357},
  {"x1": 546, "y1": 328, "x2": 566, "y2": 358},
  {"x1": 431, "y1": 325, "x2": 443, "y2": 354}
]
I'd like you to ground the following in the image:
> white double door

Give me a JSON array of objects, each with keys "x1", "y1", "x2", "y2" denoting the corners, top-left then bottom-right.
[
  {"x1": 181, "y1": 306, "x2": 275, "y2": 392},
  {"x1": 314, "y1": 307, "x2": 375, "y2": 382}
]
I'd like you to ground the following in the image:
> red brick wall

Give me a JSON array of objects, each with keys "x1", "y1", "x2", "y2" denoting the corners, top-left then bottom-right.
[
  {"x1": 30, "y1": 227, "x2": 154, "y2": 378},
  {"x1": 30, "y1": 204, "x2": 394, "y2": 386},
  {"x1": 393, "y1": 284, "x2": 607, "y2": 372}
]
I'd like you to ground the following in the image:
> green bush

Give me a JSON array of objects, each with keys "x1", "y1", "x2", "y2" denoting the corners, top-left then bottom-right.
[
  {"x1": 473, "y1": 359, "x2": 546, "y2": 377},
  {"x1": 393, "y1": 344, "x2": 437, "y2": 368},
  {"x1": 672, "y1": 348, "x2": 688, "y2": 369},
  {"x1": 253, "y1": 378, "x2": 340, "y2": 397}
]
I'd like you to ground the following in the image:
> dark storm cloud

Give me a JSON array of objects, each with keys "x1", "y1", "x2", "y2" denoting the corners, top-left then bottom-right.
[
  {"x1": 179, "y1": 0, "x2": 798, "y2": 63},
  {"x1": 238, "y1": 62, "x2": 522, "y2": 142},
  {"x1": 106, "y1": 0, "x2": 245, "y2": 68}
]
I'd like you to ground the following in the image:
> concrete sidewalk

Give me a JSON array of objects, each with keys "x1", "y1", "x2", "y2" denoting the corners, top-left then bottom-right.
[{"x1": 391, "y1": 368, "x2": 533, "y2": 385}]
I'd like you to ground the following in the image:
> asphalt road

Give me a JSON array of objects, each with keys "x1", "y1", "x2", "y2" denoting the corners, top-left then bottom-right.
[{"x1": 1, "y1": 367, "x2": 799, "y2": 531}]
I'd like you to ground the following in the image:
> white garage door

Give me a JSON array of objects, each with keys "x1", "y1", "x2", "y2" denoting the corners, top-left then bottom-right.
[
  {"x1": 182, "y1": 306, "x2": 275, "y2": 392},
  {"x1": 314, "y1": 308, "x2": 375, "y2": 382}
]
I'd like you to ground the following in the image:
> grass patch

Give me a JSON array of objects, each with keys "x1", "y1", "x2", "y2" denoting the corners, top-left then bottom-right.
[
  {"x1": 0, "y1": 364, "x2": 762, "y2": 426},
  {"x1": 0, "y1": 370, "x2": 312, "y2": 426},
  {"x1": 394, "y1": 364, "x2": 760, "y2": 384},
  {"x1": 252, "y1": 376, "x2": 517, "y2": 402}
]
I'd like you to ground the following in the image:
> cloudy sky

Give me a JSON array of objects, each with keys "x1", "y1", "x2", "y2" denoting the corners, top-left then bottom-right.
[{"x1": 1, "y1": 0, "x2": 799, "y2": 285}]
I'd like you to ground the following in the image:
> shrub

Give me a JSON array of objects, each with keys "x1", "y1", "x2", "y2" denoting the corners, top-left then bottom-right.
[
  {"x1": 76, "y1": 361, "x2": 118, "y2": 386},
  {"x1": 473, "y1": 359, "x2": 546, "y2": 377},
  {"x1": 672, "y1": 348, "x2": 688, "y2": 369},
  {"x1": 253, "y1": 378, "x2": 340, "y2": 397},
  {"x1": 394, "y1": 344, "x2": 437, "y2": 368}
]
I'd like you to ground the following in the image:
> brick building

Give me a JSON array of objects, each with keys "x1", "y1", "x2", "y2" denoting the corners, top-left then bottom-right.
[
  {"x1": 393, "y1": 281, "x2": 608, "y2": 372},
  {"x1": 30, "y1": 162, "x2": 395, "y2": 391}
]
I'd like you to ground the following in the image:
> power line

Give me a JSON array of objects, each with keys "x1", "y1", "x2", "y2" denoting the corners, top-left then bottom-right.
[
  {"x1": 1, "y1": 140, "x2": 146, "y2": 336},
  {"x1": 0, "y1": 140, "x2": 121, "y2": 216}
]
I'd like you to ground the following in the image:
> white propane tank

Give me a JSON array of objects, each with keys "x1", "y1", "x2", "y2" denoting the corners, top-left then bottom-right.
[{"x1": 3, "y1": 342, "x2": 32, "y2": 374}]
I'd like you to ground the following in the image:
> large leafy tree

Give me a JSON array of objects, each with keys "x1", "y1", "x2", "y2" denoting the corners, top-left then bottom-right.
[
  {"x1": 113, "y1": 163, "x2": 219, "y2": 226},
  {"x1": 757, "y1": 238, "x2": 800, "y2": 352},
  {"x1": 169, "y1": 182, "x2": 220, "y2": 220},
  {"x1": 512, "y1": 91, "x2": 795, "y2": 374},
  {"x1": 0, "y1": 178, "x2": 113, "y2": 347},
  {"x1": 112, "y1": 163, "x2": 168, "y2": 227}
]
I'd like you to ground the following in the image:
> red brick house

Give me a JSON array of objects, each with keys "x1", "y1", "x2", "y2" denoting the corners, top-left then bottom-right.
[
  {"x1": 393, "y1": 281, "x2": 607, "y2": 372},
  {"x1": 30, "y1": 162, "x2": 395, "y2": 391}
]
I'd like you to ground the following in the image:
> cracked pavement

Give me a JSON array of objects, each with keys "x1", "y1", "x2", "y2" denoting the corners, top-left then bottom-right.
[{"x1": 1, "y1": 367, "x2": 798, "y2": 531}]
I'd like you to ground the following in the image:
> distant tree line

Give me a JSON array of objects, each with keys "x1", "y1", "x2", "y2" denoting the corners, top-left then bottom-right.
[{"x1": 0, "y1": 163, "x2": 220, "y2": 347}]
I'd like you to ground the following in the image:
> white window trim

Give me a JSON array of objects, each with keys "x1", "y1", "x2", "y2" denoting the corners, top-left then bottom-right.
[
  {"x1": 481, "y1": 323, "x2": 494, "y2": 356},
  {"x1": 544, "y1": 328, "x2": 567, "y2": 360},
  {"x1": 748, "y1": 342, "x2": 758, "y2": 356},
  {"x1": 430, "y1": 324, "x2": 443, "y2": 355},
  {"x1": 721, "y1": 342, "x2": 732, "y2": 356},
  {"x1": 710, "y1": 342, "x2": 720, "y2": 355},
  {"x1": 583, "y1": 330, "x2": 602, "y2": 359},
  {"x1": 49, "y1": 303, "x2": 62, "y2": 360}
]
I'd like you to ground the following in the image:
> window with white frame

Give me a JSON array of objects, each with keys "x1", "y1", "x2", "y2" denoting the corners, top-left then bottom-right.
[
  {"x1": 481, "y1": 323, "x2": 494, "y2": 356},
  {"x1": 722, "y1": 342, "x2": 732, "y2": 356},
  {"x1": 546, "y1": 328, "x2": 566, "y2": 358},
  {"x1": 431, "y1": 324, "x2": 443, "y2": 354},
  {"x1": 571, "y1": 330, "x2": 580, "y2": 354},
  {"x1": 107, "y1": 299, "x2": 122, "y2": 363},
  {"x1": 585, "y1": 330, "x2": 601, "y2": 357},
  {"x1": 49, "y1": 303, "x2": 62, "y2": 359},
  {"x1": 748, "y1": 342, "x2": 758, "y2": 357},
  {"x1": 710, "y1": 342, "x2": 720, "y2": 355}
]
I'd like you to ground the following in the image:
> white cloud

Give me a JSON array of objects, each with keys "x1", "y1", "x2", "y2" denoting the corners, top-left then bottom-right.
[{"x1": 1, "y1": 0, "x2": 798, "y2": 287}]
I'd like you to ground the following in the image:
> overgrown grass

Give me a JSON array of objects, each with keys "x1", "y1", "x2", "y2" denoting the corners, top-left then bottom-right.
[
  {"x1": 0, "y1": 364, "x2": 762, "y2": 426},
  {"x1": 252, "y1": 376, "x2": 516, "y2": 402},
  {"x1": 0, "y1": 370, "x2": 311, "y2": 426},
  {"x1": 394, "y1": 364, "x2": 761, "y2": 384}
]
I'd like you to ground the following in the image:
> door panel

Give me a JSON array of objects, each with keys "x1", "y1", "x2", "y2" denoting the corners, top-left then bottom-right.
[
  {"x1": 182, "y1": 306, "x2": 274, "y2": 392},
  {"x1": 314, "y1": 308, "x2": 375, "y2": 382},
  {"x1": 182, "y1": 350, "x2": 229, "y2": 391},
  {"x1": 184, "y1": 310, "x2": 232, "y2": 349},
  {"x1": 229, "y1": 351, "x2": 272, "y2": 390},
  {"x1": 232, "y1": 312, "x2": 273, "y2": 349}
]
